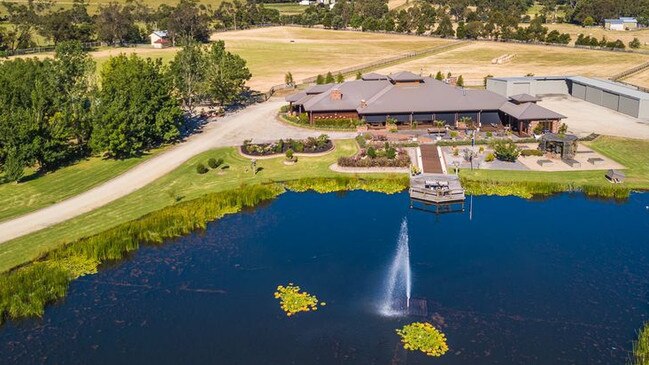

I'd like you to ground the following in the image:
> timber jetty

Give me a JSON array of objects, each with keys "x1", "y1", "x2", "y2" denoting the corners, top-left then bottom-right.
[{"x1": 409, "y1": 144, "x2": 466, "y2": 210}]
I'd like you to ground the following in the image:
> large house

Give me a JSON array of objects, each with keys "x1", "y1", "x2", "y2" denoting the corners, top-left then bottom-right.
[
  {"x1": 286, "y1": 71, "x2": 565, "y2": 135},
  {"x1": 604, "y1": 17, "x2": 638, "y2": 30}
]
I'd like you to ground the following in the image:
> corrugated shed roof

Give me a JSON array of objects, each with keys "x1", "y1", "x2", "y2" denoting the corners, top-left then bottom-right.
[
  {"x1": 568, "y1": 76, "x2": 649, "y2": 101},
  {"x1": 499, "y1": 102, "x2": 565, "y2": 120}
]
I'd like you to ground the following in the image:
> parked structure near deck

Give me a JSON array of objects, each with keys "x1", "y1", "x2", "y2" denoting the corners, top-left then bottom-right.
[{"x1": 286, "y1": 71, "x2": 565, "y2": 135}]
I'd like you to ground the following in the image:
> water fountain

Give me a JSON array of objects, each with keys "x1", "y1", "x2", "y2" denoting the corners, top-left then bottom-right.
[{"x1": 379, "y1": 219, "x2": 412, "y2": 317}]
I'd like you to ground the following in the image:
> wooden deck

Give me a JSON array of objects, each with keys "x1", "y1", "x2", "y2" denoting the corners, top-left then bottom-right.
[
  {"x1": 409, "y1": 173, "x2": 465, "y2": 204},
  {"x1": 419, "y1": 144, "x2": 443, "y2": 174}
]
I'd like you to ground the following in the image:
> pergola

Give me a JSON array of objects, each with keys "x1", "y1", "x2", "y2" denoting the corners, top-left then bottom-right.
[{"x1": 539, "y1": 133, "x2": 578, "y2": 159}]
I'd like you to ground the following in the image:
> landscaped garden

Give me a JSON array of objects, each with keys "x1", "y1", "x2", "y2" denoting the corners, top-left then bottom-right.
[
  {"x1": 337, "y1": 134, "x2": 412, "y2": 168},
  {"x1": 241, "y1": 135, "x2": 333, "y2": 157}
]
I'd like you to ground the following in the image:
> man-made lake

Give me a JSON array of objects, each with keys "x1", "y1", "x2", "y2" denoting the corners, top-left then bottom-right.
[{"x1": 2, "y1": 191, "x2": 649, "y2": 364}]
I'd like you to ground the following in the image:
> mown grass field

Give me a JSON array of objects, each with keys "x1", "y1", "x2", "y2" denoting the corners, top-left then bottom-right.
[
  {"x1": 460, "y1": 136, "x2": 649, "y2": 192},
  {"x1": 0, "y1": 139, "x2": 378, "y2": 272},
  {"x1": 0, "y1": 148, "x2": 166, "y2": 223},
  {"x1": 377, "y1": 41, "x2": 649, "y2": 85}
]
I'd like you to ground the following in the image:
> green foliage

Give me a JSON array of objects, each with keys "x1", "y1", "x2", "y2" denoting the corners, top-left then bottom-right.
[
  {"x1": 633, "y1": 323, "x2": 649, "y2": 365},
  {"x1": 285, "y1": 149, "x2": 294, "y2": 160},
  {"x1": 355, "y1": 134, "x2": 368, "y2": 148},
  {"x1": 324, "y1": 71, "x2": 335, "y2": 84},
  {"x1": 92, "y1": 54, "x2": 183, "y2": 158},
  {"x1": 630, "y1": 38, "x2": 642, "y2": 49},
  {"x1": 558, "y1": 123, "x2": 568, "y2": 134},
  {"x1": 202, "y1": 40, "x2": 253, "y2": 107},
  {"x1": 520, "y1": 149, "x2": 543, "y2": 157},
  {"x1": 457, "y1": 75, "x2": 464, "y2": 87},
  {"x1": 196, "y1": 163, "x2": 208, "y2": 174},
  {"x1": 435, "y1": 71, "x2": 444, "y2": 81},
  {"x1": 284, "y1": 71, "x2": 294, "y2": 86},
  {"x1": 367, "y1": 146, "x2": 377, "y2": 158},
  {"x1": 356, "y1": 71, "x2": 363, "y2": 80},
  {"x1": 485, "y1": 152, "x2": 495, "y2": 162},
  {"x1": 273, "y1": 284, "x2": 323, "y2": 316},
  {"x1": 396, "y1": 322, "x2": 449, "y2": 357},
  {"x1": 208, "y1": 158, "x2": 223, "y2": 169},
  {"x1": 335, "y1": 72, "x2": 345, "y2": 83},
  {"x1": 491, "y1": 140, "x2": 520, "y2": 162},
  {"x1": 284, "y1": 176, "x2": 409, "y2": 194},
  {"x1": 0, "y1": 43, "x2": 95, "y2": 179},
  {"x1": 316, "y1": 74, "x2": 325, "y2": 84}
]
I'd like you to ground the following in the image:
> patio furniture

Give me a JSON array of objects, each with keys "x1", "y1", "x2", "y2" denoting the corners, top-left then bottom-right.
[
  {"x1": 564, "y1": 159, "x2": 581, "y2": 168},
  {"x1": 605, "y1": 169, "x2": 625, "y2": 183},
  {"x1": 587, "y1": 157, "x2": 605, "y2": 165}
]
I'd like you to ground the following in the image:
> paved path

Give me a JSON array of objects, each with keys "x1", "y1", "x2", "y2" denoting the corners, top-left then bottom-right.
[{"x1": 0, "y1": 99, "x2": 356, "y2": 243}]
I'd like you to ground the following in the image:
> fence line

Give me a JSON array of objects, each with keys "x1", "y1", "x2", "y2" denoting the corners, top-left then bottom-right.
[
  {"x1": 4, "y1": 41, "x2": 102, "y2": 56},
  {"x1": 610, "y1": 61, "x2": 649, "y2": 81}
]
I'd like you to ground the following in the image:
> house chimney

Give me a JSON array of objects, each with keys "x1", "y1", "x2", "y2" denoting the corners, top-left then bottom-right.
[
  {"x1": 330, "y1": 89, "x2": 342, "y2": 101},
  {"x1": 360, "y1": 99, "x2": 367, "y2": 108}
]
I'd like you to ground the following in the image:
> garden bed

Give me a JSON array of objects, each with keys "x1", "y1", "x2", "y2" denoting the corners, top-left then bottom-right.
[
  {"x1": 241, "y1": 135, "x2": 333, "y2": 157},
  {"x1": 339, "y1": 135, "x2": 411, "y2": 168}
]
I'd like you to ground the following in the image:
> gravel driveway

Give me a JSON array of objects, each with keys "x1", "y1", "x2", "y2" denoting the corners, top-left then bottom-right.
[{"x1": 0, "y1": 98, "x2": 356, "y2": 244}]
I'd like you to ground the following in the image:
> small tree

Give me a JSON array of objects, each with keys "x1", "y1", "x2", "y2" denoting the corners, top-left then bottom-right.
[
  {"x1": 324, "y1": 71, "x2": 335, "y2": 84},
  {"x1": 285, "y1": 72, "x2": 294, "y2": 86},
  {"x1": 196, "y1": 162, "x2": 208, "y2": 174},
  {"x1": 316, "y1": 74, "x2": 325, "y2": 84},
  {"x1": 491, "y1": 140, "x2": 520, "y2": 162},
  {"x1": 483, "y1": 74, "x2": 493, "y2": 87},
  {"x1": 558, "y1": 123, "x2": 568, "y2": 134},
  {"x1": 583, "y1": 16, "x2": 595, "y2": 26},
  {"x1": 285, "y1": 148, "x2": 295, "y2": 161},
  {"x1": 435, "y1": 71, "x2": 443, "y2": 80},
  {"x1": 335, "y1": 72, "x2": 345, "y2": 83},
  {"x1": 630, "y1": 37, "x2": 641, "y2": 49},
  {"x1": 356, "y1": 71, "x2": 362, "y2": 80},
  {"x1": 457, "y1": 75, "x2": 464, "y2": 87}
]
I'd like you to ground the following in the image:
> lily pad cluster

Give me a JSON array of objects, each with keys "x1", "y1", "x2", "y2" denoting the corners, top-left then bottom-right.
[
  {"x1": 396, "y1": 322, "x2": 449, "y2": 357},
  {"x1": 274, "y1": 284, "x2": 325, "y2": 316}
]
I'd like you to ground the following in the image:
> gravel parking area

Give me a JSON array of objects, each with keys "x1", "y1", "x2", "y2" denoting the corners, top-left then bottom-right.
[{"x1": 538, "y1": 95, "x2": 649, "y2": 140}]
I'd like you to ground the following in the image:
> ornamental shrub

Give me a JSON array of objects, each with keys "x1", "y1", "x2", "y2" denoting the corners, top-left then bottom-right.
[
  {"x1": 196, "y1": 163, "x2": 208, "y2": 174},
  {"x1": 520, "y1": 149, "x2": 543, "y2": 157},
  {"x1": 491, "y1": 140, "x2": 520, "y2": 162},
  {"x1": 367, "y1": 146, "x2": 377, "y2": 158},
  {"x1": 485, "y1": 152, "x2": 495, "y2": 162}
]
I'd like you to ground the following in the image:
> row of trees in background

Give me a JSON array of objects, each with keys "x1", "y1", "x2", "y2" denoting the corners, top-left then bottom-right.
[
  {"x1": 0, "y1": 0, "x2": 280, "y2": 51},
  {"x1": 2, "y1": 0, "x2": 646, "y2": 52},
  {"x1": 0, "y1": 40, "x2": 251, "y2": 182}
]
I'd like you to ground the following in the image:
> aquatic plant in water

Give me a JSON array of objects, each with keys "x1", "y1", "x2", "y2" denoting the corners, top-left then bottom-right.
[
  {"x1": 274, "y1": 284, "x2": 325, "y2": 316},
  {"x1": 396, "y1": 322, "x2": 449, "y2": 357}
]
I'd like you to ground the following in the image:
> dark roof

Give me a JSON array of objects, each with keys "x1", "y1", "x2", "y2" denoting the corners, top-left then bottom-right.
[
  {"x1": 509, "y1": 93, "x2": 541, "y2": 103},
  {"x1": 286, "y1": 91, "x2": 307, "y2": 103},
  {"x1": 361, "y1": 78, "x2": 507, "y2": 114},
  {"x1": 303, "y1": 80, "x2": 393, "y2": 112},
  {"x1": 388, "y1": 71, "x2": 424, "y2": 82},
  {"x1": 362, "y1": 73, "x2": 389, "y2": 81},
  {"x1": 541, "y1": 133, "x2": 578, "y2": 142},
  {"x1": 606, "y1": 169, "x2": 625, "y2": 179},
  {"x1": 500, "y1": 102, "x2": 566, "y2": 120},
  {"x1": 305, "y1": 84, "x2": 335, "y2": 95}
]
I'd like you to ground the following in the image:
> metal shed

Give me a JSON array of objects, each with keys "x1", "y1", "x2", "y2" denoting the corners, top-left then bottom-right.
[{"x1": 568, "y1": 76, "x2": 649, "y2": 119}]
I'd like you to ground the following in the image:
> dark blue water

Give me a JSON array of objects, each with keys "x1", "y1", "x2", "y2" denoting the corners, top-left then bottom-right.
[{"x1": 1, "y1": 191, "x2": 649, "y2": 364}]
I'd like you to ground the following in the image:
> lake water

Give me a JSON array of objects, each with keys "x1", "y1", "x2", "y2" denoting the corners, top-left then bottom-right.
[{"x1": 1, "y1": 191, "x2": 649, "y2": 364}]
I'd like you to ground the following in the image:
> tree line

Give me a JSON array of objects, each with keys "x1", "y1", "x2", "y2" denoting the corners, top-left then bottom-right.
[{"x1": 0, "y1": 40, "x2": 251, "y2": 182}]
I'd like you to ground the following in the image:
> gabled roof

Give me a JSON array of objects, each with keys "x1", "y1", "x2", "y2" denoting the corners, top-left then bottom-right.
[
  {"x1": 509, "y1": 93, "x2": 541, "y2": 103},
  {"x1": 305, "y1": 84, "x2": 334, "y2": 95},
  {"x1": 286, "y1": 91, "x2": 307, "y2": 103},
  {"x1": 499, "y1": 102, "x2": 565, "y2": 120},
  {"x1": 362, "y1": 73, "x2": 389, "y2": 81},
  {"x1": 302, "y1": 79, "x2": 393, "y2": 112},
  {"x1": 150, "y1": 30, "x2": 168, "y2": 38},
  {"x1": 388, "y1": 71, "x2": 424, "y2": 82}
]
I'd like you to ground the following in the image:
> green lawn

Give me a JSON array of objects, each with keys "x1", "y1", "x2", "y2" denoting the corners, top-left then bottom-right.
[
  {"x1": 0, "y1": 147, "x2": 166, "y2": 223},
  {"x1": 460, "y1": 136, "x2": 649, "y2": 192},
  {"x1": 0, "y1": 139, "x2": 397, "y2": 272}
]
